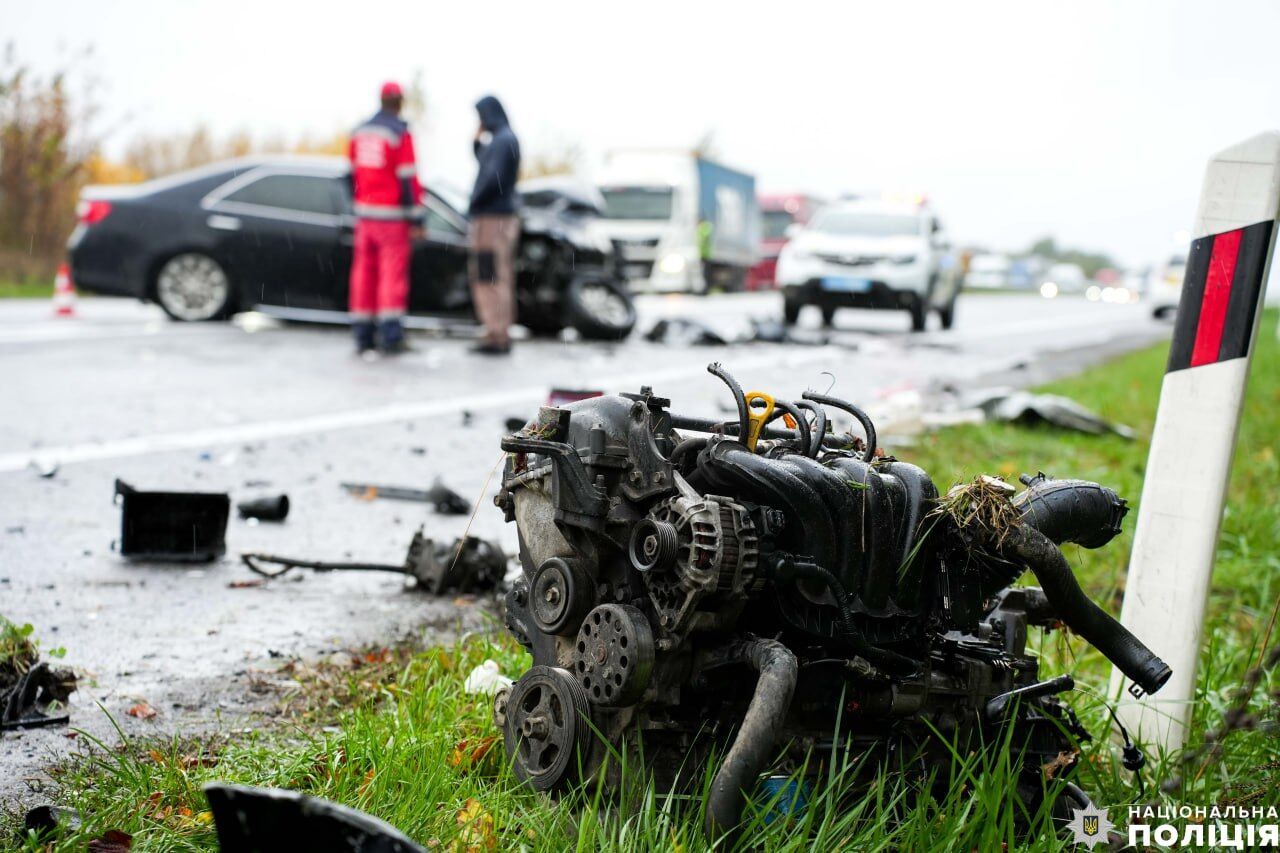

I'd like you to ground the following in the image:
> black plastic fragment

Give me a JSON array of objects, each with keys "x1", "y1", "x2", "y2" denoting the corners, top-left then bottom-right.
[
  {"x1": 237, "y1": 494, "x2": 290, "y2": 522},
  {"x1": 205, "y1": 783, "x2": 426, "y2": 853},
  {"x1": 115, "y1": 479, "x2": 229, "y2": 562}
]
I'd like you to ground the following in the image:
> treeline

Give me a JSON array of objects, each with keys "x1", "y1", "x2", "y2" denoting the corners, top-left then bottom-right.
[{"x1": 0, "y1": 49, "x2": 344, "y2": 283}]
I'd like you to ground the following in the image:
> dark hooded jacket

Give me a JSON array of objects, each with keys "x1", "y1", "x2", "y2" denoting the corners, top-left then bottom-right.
[{"x1": 470, "y1": 96, "x2": 521, "y2": 216}]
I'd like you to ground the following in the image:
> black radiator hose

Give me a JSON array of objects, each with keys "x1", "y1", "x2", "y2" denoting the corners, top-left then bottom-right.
[
  {"x1": 1012, "y1": 474, "x2": 1128, "y2": 549},
  {"x1": 704, "y1": 638, "x2": 798, "y2": 841},
  {"x1": 989, "y1": 523, "x2": 1171, "y2": 695}
]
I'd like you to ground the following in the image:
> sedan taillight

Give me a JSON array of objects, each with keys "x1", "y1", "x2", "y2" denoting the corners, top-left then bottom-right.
[{"x1": 76, "y1": 199, "x2": 113, "y2": 225}]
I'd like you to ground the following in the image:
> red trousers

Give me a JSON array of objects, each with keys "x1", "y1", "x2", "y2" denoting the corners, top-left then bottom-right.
[{"x1": 349, "y1": 219, "x2": 410, "y2": 319}]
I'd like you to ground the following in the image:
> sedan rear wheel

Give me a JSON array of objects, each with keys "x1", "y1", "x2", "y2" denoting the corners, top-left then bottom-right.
[{"x1": 155, "y1": 253, "x2": 233, "y2": 321}]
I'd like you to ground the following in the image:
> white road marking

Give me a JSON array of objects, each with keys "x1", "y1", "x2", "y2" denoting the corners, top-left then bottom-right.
[{"x1": 0, "y1": 349, "x2": 840, "y2": 473}]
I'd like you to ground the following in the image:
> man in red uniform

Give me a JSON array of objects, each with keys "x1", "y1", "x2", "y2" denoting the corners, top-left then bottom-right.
[{"x1": 348, "y1": 82, "x2": 424, "y2": 356}]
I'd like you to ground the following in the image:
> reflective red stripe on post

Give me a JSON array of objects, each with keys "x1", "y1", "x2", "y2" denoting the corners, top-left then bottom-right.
[{"x1": 1167, "y1": 219, "x2": 1274, "y2": 372}]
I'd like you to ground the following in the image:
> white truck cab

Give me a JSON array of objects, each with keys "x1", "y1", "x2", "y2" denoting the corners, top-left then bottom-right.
[
  {"x1": 776, "y1": 196, "x2": 959, "y2": 331},
  {"x1": 594, "y1": 151, "x2": 758, "y2": 293}
]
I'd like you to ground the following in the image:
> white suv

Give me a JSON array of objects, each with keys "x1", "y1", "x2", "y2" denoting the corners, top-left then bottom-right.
[{"x1": 776, "y1": 198, "x2": 959, "y2": 331}]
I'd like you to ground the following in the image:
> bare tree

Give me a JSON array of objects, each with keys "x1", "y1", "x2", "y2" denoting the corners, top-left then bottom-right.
[
  {"x1": 520, "y1": 140, "x2": 584, "y2": 181},
  {"x1": 0, "y1": 44, "x2": 100, "y2": 281}
]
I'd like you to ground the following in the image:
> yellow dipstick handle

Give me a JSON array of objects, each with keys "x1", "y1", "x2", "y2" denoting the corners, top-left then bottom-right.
[{"x1": 743, "y1": 391, "x2": 776, "y2": 451}]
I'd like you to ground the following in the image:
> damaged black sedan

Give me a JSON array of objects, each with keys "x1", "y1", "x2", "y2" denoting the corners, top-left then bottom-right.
[{"x1": 67, "y1": 158, "x2": 636, "y2": 340}]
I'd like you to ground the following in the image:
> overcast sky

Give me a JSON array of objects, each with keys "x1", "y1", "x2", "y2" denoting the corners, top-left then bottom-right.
[{"x1": 9, "y1": 0, "x2": 1280, "y2": 265}]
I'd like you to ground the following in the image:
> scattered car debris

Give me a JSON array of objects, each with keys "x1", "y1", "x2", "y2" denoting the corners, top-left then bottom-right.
[
  {"x1": 340, "y1": 478, "x2": 471, "y2": 514},
  {"x1": 240, "y1": 530, "x2": 506, "y2": 595},
  {"x1": 645, "y1": 316, "x2": 842, "y2": 348},
  {"x1": 971, "y1": 388, "x2": 1137, "y2": 438},
  {"x1": 464, "y1": 660, "x2": 514, "y2": 695},
  {"x1": 115, "y1": 479, "x2": 230, "y2": 562},
  {"x1": 408, "y1": 534, "x2": 507, "y2": 594},
  {"x1": 236, "y1": 494, "x2": 291, "y2": 522},
  {"x1": 228, "y1": 579, "x2": 267, "y2": 589},
  {"x1": 644, "y1": 317, "x2": 730, "y2": 346},
  {"x1": 1, "y1": 660, "x2": 77, "y2": 730},
  {"x1": 23, "y1": 804, "x2": 83, "y2": 839},
  {"x1": 748, "y1": 317, "x2": 832, "y2": 347},
  {"x1": 27, "y1": 459, "x2": 60, "y2": 479},
  {"x1": 205, "y1": 783, "x2": 425, "y2": 853}
]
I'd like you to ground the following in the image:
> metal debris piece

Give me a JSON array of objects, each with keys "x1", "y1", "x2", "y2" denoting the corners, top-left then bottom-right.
[
  {"x1": 240, "y1": 530, "x2": 506, "y2": 595},
  {"x1": 644, "y1": 317, "x2": 730, "y2": 346},
  {"x1": 340, "y1": 478, "x2": 471, "y2": 514},
  {"x1": 27, "y1": 459, "x2": 60, "y2": 479},
  {"x1": 969, "y1": 388, "x2": 1137, "y2": 438},
  {"x1": 205, "y1": 783, "x2": 426, "y2": 853},
  {"x1": 115, "y1": 479, "x2": 230, "y2": 562},
  {"x1": 23, "y1": 805, "x2": 83, "y2": 838},
  {"x1": 1, "y1": 661, "x2": 77, "y2": 730},
  {"x1": 405, "y1": 533, "x2": 506, "y2": 594},
  {"x1": 237, "y1": 494, "x2": 290, "y2": 522}
]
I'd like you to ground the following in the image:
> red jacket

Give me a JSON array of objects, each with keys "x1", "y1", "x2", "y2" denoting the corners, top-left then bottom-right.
[{"x1": 349, "y1": 110, "x2": 424, "y2": 221}]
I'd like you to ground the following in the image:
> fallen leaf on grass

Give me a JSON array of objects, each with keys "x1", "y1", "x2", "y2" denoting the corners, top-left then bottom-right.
[
  {"x1": 126, "y1": 702, "x2": 157, "y2": 720},
  {"x1": 1041, "y1": 749, "x2": 1079, "y2": 780},
  {"x1": 447, "y1": 736, "x2": 499, "y2": 774},
  {"x1": 87, "y1": 829, "x2": 132, "y2": 851},
  {"x1": 359, "y1": 767, "x2": 377, "y2": 796},
  {"x1": 454, "y1": 798, "x2": 497, "y2": 852}
]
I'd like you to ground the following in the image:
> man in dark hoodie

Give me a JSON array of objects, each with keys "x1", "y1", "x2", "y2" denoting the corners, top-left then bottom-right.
[{"x1": 468, "y1": 95, "x2": 521, "y2": 355}]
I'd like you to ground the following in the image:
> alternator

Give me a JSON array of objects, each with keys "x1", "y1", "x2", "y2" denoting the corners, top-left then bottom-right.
[{"x1": 629, "y1": 486, "x2": 759, "y2": 635}]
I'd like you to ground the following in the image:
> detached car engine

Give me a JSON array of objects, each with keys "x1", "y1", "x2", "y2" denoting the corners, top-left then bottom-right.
[{"x1": 492, "y1": 364, "x2": 1170, "y2": 838}]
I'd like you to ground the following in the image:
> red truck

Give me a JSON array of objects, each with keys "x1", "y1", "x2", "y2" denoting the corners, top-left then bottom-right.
[{"x1": 746, "y1": 193, "x2": 824, "y2": 290}]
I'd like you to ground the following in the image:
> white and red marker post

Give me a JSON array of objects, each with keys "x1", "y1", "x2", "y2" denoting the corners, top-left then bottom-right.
[{"x1": 1111, "y1": 131, "x2": 1280, "y2": 751}]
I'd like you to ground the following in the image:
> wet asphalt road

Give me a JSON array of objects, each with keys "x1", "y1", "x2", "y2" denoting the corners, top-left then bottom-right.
[{"x1": 0, "y1": 291, "x2": 1169, "y2": 805}]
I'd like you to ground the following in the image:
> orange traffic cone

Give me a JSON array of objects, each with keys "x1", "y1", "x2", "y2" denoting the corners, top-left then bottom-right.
[{"x1": 52, "y1": 263, "x2": 76, "y2": 317}]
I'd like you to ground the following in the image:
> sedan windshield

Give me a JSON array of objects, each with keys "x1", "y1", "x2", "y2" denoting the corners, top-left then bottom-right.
[
  {"x1": 810, "y1": 211, "x2": 921, "y2": 237},
  {"x1": 600, "y1": 187, "x2": 673, "y2": 221}
]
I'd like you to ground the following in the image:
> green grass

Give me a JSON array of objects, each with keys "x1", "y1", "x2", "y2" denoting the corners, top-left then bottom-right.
[
  {"x1": 9, "y1": 313, "x2": 1279, "y2": 851},
  {"x1": 0, "y1": 280, "x2": 54, "y2": 299}
]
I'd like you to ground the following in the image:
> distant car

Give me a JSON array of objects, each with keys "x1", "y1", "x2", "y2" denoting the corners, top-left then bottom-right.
[
  {"x1": 68, "y1": 157, "x2": 636, "y2": 340},
  {"x1": 1147, "y1": 251, "x2": 1187, "y2": 318},
  {"x1": 746, "y1": 193, "x2": 824, "y2": 290},
  {"x1": 776, "y1": 197, "x2": 960, "y2": 331},
  {"x1": 965, "y1": 253, "x2": 1012, "y2": 289}
]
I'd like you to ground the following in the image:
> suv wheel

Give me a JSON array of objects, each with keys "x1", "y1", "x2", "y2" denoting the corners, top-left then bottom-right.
[
  {"x1": 908, "y1": 296, "x2": 928, "y2": 332},
  {"x1": 783, "y1": 298, "x2": 802, "y2": 325},
  {"x1": 937, "y1": 295, "x2": 957, "y2": 330}
]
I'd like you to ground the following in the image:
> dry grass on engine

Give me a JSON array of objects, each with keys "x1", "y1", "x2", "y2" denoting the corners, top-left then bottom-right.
[{"x1": 931, "y1": 474, "x2": 1021, "y2": 545}]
